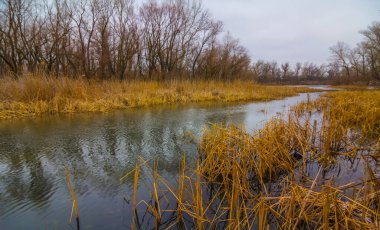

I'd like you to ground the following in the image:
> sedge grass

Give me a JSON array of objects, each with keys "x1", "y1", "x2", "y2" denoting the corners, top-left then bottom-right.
[{"x1": 0, "y1": 74, "x2": 317, "y2": 119}]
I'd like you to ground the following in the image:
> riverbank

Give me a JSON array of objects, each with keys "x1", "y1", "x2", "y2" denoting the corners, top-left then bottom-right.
[
  {"x1": 0, "y1": 75, "x2": 318, "y2": 119},
  {"x1": 331, "y1": 85, "x2": 380, "y2": 90}
]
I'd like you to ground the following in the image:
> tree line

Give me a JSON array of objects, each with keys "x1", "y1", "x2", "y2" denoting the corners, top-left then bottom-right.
[
  {"x1": 0, "y1": 0, "x2": 251, "y2": 80},
  {"x1": 328, "y1": 22, "x2": 380, "y2": 84},
  {"x1": 250, "y1": 22, "x2": 380, "y2": 84},
  {"x1": 0, "y1": 0, "x2": 379, "y2": 83}
]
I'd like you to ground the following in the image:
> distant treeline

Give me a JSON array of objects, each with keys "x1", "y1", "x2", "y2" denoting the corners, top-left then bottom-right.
[
  {"x1": 0, "y1": 0, "x2": 379, "y2": 83},
  {"x1": 253, "y1": 22, "x2": 380, "y2": 85}
]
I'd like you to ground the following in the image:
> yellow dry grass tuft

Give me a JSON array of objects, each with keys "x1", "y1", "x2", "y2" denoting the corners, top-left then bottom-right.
[{"x1": 0, "y1": 74, "x2": 317, "y2": 119}]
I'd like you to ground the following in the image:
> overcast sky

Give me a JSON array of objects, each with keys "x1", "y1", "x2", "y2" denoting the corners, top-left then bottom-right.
[{"x1": 203, "y1": 0, "x2": 380, "y2": 65}]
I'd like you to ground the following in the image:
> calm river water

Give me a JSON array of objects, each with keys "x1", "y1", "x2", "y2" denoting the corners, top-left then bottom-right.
[{"x1": 0, "y1": 88, "x2": 328, "y2": 229}]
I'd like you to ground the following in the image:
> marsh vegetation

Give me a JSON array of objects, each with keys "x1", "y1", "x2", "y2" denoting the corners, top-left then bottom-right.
[
  {"x1": 131, "y1": 89, "x2": 380, "y2": 229},
  {"x1": 0, "y1": 75, "x2": 316, "y2": 119}
]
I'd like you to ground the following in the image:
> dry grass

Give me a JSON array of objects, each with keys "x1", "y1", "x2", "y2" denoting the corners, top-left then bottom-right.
[
  {"x1": 331, "y1": 85, "x2": 378, "y2": 90},
  {"x1": 129, "y1": 89, "x2": 380, "y2": 229},
  {"x1": 0, "y1": 74, "x2": 317, "y2": 119},
  {"x1": 294, "y1": 90, "x2": 380, "y2": 138}
]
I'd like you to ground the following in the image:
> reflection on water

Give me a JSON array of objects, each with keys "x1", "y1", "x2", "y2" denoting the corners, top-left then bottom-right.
[{"x1": 0, "y1": 92, "x2": 323, "y2": 229}]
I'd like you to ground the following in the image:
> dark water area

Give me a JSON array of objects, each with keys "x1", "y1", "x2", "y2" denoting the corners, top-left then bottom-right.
[{"x1": 0, "y1": 89, "x2": 332, "y2": 229}]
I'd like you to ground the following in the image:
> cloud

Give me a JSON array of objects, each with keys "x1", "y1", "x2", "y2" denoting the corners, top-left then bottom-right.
[{"x1": 203, "y1": 0, "x2": 380, "y2": 64}]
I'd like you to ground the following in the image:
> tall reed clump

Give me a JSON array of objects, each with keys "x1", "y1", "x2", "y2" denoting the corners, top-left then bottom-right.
[
  {"x1": 0, "y1": 74, "x2": 317, "y2": 119},
  {"x1": 267, "y1": 180, "x2": 380, "y2": 229},
  {"x1": 197, "y1": 89, "x2": 380, "y2": 228},
  {"x1": 199, "y1": 121, "x2": 298, "y2": 194},
  {"x1": 321, "y1": 90, "x2": 380, "y2": 138},
  {"x1": 292, "y1": 90, "x2": 379, "y2": 162},
  {"x1": 131, "y1": 89, "x2": 380, "y2": 229}
]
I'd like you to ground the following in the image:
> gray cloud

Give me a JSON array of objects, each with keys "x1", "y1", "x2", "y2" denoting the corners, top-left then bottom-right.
[{"x1": 203, "y1": 0, "x2": 380, "y2": 64}]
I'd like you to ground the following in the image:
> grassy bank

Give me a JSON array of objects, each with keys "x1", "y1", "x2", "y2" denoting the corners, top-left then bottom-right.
[
  {"x1": 0, "y1": 75, "x2": 317, "y2": 119},
  {"x1": 331, "y1": 85, "x2": 379, "y2": 90},
  {"x1": 131, "y1": 89, "x2": 380, "y2": 229}
]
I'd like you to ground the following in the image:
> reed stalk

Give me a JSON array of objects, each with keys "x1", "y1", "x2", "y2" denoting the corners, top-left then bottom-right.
[
  {"x1": 132, "y1": 159, "x2": 140, "y2": 230},
  {"x1": 64, "y1": 165, "x2": 79, "y2": 228}
]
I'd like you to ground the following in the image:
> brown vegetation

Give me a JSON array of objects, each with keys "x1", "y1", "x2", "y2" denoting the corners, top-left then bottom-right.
[
  {"x1": 130, "y1": 89, "x2": 380, "y2": 229},
  {"x1": 0, "y1": 75, "x2": 317, "y2": 119}
]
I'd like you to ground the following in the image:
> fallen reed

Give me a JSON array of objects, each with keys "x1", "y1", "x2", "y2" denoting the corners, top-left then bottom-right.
[{"x1": 0, "y1": 74, "x2": 317, "y2": 119}]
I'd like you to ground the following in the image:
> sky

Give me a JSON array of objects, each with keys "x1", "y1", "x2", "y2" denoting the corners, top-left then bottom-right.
[{"x1": 203, "y1": 0, "x2": 380, "y2": 65}]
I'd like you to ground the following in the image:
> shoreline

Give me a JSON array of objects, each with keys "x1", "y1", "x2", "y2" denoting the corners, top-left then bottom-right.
[{"x1": 0, "y1": 76, "x2": 319, "y2": 120}]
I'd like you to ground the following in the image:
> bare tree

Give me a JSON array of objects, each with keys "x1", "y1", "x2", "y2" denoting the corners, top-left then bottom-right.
[
  {"x1": 361, "y1": 22, "x2": 380, "y2": 81},
  {"x1": 329, "y1": 42, "x2": 351, "y2": 78},
  {"x1": 280, "y1": 62, "x2": 290, "y2": 81},
  {"x1": 113, "y1": 0, "x2": 139, "y2": 80},
  {"x1": 349, "y1": 43, "x2": 369, "y2": 79},
  {"x1": 294, "y1": 62, "x2": 302, "y2": 81},
  {"x1": 0, "y1": 0, "x2": 35, "y2": 75}
]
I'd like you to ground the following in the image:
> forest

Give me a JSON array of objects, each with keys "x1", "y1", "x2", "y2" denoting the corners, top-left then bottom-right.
[{"x1": 0, "y1": 0, "x2": 379, "y2": 84}]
